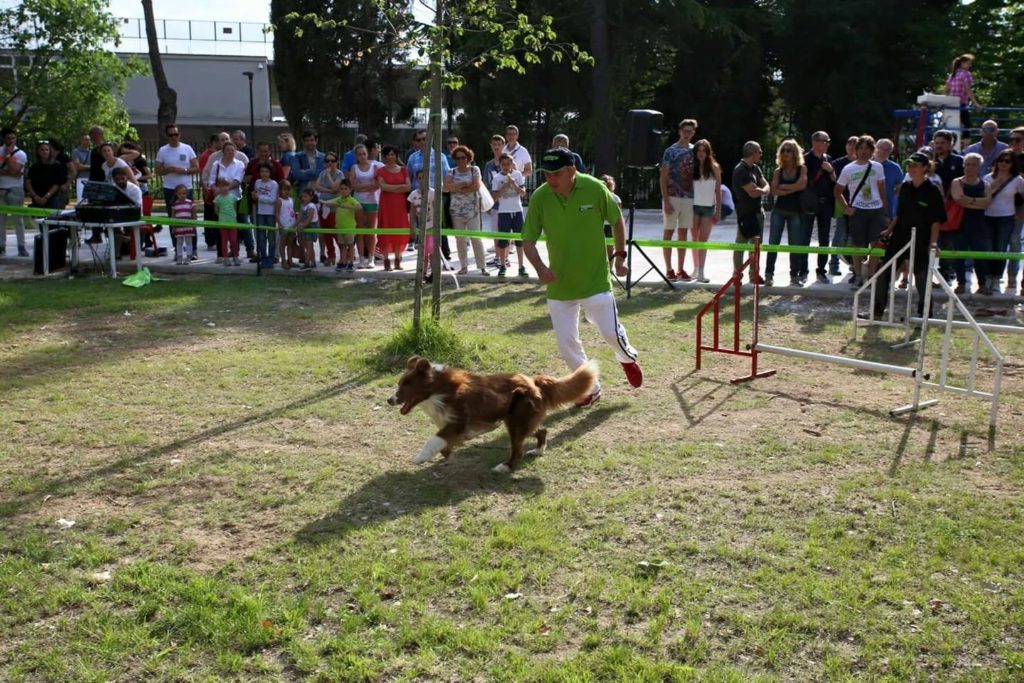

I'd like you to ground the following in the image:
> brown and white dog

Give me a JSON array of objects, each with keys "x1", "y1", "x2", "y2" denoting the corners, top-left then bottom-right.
[{"x1": 388, "y1": 356, "x2": 598, "y2": 473}]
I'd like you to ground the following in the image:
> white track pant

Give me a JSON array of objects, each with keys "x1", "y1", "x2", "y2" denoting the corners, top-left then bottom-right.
[{"x1": 547, "y1": 291, "x2": 638, "y2": 388}]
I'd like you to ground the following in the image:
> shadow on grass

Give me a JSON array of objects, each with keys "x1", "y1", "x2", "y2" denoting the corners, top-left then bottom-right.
[
  {"x1": 295, "y1": 402, "x2": 624, "y2": 543},
  {"x1": 670, "y1": 370, "x2": 740, "y2": 427},
  {"x1": 0, "y1": 370, "x2": 380, "y2": 518}
]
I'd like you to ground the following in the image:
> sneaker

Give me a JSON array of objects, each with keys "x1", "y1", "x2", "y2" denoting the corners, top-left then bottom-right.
[
  {"x1": 300, "y1": 263, "x2": 314, "y2": 271},
  {"x1": 190, "y1": 253, "x2": 198, "y2": 260},
  {"x1": 677, "y1": 269, "x2": 692, "y2": 282},
  {"x1": 233, "y1": 257, "x2": 241, "y2": 266},
  {"x1": 621, "y1": 361, "x2": 644, "y2": 388},
  {"x1": 816, "y1": 270, "x2": 829, "y2": 284},
  {"x1": 518, "y1": 266, "x2": 528, "y2": 278},
  {"x1": 749, "y1": 274, "x2": 764, "y2": 285},
  {"x1": 666, "y1": 269, "x2": 678, "y2": 281},
  {"x1": 336, "y1": 263, "x2": 346, "y2": 272},
  {"x1": 790, "y1": 278, "x2": 802, "y2": 287},
  {"x1": 575, "y1": 387, "x2": 602, "y2": 408},
  {"x1": 497, "y1": 266, "x2": 506, "y2": 280},
  {"x1": 18, "y1": 247, "x2": 29, "y2": 257},
  {"x1": 764, "y1": 275, "x2": 774, "y2": 287},
  {"x1": 828, "y1": 266, "x2": 842, "y2": 277},
  {"x1": 223, "y1": 259, "x2": 232, "y2": 267},
  {"x1": 480, "y1": 269, "x2": 491, "y2": 276},
  {"x1": 696, "y1": 275, "x2": 710, "y2": 283},
  {"x1": 486, "y1": 258, "x2": 501, "y2": 268}
]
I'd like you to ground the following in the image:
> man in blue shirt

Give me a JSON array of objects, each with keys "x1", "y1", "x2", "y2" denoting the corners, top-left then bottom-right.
[
  {"x1": 406, "y1": 130, "x2": 451, "y2": 192},
  {"x1": 341, "y1": 133, "x2": 368, "y2": 174},
  {"x1": 931, "y1": 130, "x2": 964, "y2": 196},
  {"x1": 964, "y1": 120, "x2": 1008, "y2": 176},
  {"x1": 874, "y1": 139, "x2": 904, "y2": 218}
]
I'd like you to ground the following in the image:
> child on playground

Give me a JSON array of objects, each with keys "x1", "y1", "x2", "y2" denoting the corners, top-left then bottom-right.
[
  {"x1": 295, "y1": 187, "x2": 320, "y2": 270},
  {"x1": 212, "y1": 177, "x2": 240, "y2": 266},
  {"x1": 323, "y1": 179, "x2": 362, "y2": 272},
  {"x1": 252, "y1": 162, "x2": 279, "y2": 269},
  {"x1": 490, "y1": 153, "x2": 527, "y2": 279},
  {"x1": 408, "y1": 169, "x2": 437, "y2": 282},
  {"x1": 170, "y1": 183, "x2": 197, "y2": 265},
  {"x1": 275, "y1": 180, "x2": 297, "y2": 269}
]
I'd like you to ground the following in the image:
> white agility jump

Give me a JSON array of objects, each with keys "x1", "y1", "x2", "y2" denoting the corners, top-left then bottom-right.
[{"x1": 696, "y1": 238, "x2": 1012, "y2": 428}]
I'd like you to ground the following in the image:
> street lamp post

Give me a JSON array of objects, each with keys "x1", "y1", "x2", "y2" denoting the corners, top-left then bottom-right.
[{"x1": 242, "y1": 71, "x2": 255, "y2": 145}]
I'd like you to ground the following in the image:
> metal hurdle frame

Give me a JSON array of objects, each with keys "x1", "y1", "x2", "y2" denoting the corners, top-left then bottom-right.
[
  {"x1": 891, "y1": 248, "x2": 1006, "y2": 427},
  {"x1": 851, "y1": 228, "x2": 917, "y2": 347},
  {"x1": 695, "y1": 239, "x2": 777, "y2": 383},
  {"x1": 695, "y1": 239, "x2": 926, "y2": 395}
]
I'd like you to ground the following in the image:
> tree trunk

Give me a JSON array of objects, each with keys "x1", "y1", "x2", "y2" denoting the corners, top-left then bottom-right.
[
  {"x1": 141, "y1": 0, "x2": 177, "y2": 133},
  {"x1": 590, "y1": 0, "x2": 615, "y2": 176}
]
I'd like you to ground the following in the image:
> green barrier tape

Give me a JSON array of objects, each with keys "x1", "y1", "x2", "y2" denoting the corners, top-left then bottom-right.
[{"x1": 4, "y1": 204, "x2": 1023, "y2": 260}]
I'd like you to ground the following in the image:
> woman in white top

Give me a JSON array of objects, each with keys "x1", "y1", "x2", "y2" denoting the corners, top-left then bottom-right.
[
  {"x1": 443, "y1": 144, "x2": 489, "y2": 275},
  {"x1": 99, "y1": 143, "x2": 134, "y2": 185},
  {"x1": 982, "y1": 149, "x2": 1024, "y2": 291},
  {"x1": 348, "y1": 143, "x2": 383, "y2": 268},
  {"x1": 690, "y1": 139, "x2": 722, "y2": 283},
  {"x1": 206, "y1": 142, "x2": 245, "y2": 199}
]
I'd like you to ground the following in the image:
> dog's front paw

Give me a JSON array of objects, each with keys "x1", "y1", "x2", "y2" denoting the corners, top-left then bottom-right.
[
  {"x1": 413, "y1": 435, "x2": 446, "y2": 465},
  {"x1": 492, "y1": 463, "x2": 511, "y2": 474},
  {"x1": 412, "y1": 452, "x2": 434, "y2": 464}
]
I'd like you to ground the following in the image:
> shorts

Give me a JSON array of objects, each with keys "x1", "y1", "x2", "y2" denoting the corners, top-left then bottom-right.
[
  {"x1": 338, "y1": 232, "x2": 355, "y2": 246},
  {"x1": 301, "y1": 230, "x2": 318, "y2": 242},
  {"x1": 694, "y1": 205, "x2": 715, "y2": 218},
  {"x1": 663, "y1": 196, "x2": 694, "y2": 231},
  {"x1": 496, "y1": 211, "x2": 524, "y2": 248},
  {"x1": 847, "y1": 208, "x2": 885, "y2": 247},
  {"x1": 360, "y1": 202, "x2": 378, "y2": 212}
]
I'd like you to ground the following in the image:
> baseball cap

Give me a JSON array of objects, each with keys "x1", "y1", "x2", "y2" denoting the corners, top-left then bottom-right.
[{"x1": 539, "y1": 148, "x2": 575, "y2": 173}]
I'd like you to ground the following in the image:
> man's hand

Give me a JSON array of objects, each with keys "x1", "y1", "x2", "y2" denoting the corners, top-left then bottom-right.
[
  {"x1": 930, "y1": 242, "x2": 941, "y2": 257},
  {"x1": 821, "y1": 161, "x2": 833, "y2": 175},
  {"x1": 537, "y1": 264, "x2": 556, "y2": 284},
  {"x1": 843, "y1": 205, "x2": 856, "y2": 217},
  {"x1": 663, "y1": 199, "x2": 674, "y2": 215},
  {"x1": 614, "y1": 256, "x2": 628, "y2": 277}
]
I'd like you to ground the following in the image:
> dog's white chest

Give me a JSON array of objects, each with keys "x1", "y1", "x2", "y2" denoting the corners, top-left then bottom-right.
[{"x1": 418, "y1": 395, "x2": 453, "y2": 428}]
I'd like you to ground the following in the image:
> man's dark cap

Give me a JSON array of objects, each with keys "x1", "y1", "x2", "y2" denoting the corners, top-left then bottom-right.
[{"x1": 539, "y1": 148, "x2": 575, "y2": 173}]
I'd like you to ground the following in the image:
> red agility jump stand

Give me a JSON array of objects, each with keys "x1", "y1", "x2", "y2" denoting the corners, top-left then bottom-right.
[{"x1": 695, "y1": 239, "x2": 776, "y2": 384}]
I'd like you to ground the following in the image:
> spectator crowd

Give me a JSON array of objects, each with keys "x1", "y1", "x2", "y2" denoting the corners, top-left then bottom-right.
[{"x1": 1, "y1": 110, "x2": 1024, "y2": 299}]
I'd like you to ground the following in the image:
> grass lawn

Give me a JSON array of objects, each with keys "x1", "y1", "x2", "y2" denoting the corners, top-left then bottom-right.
[{"x1": 1, "y1": 274, "x2": 1022, "y2": 682}]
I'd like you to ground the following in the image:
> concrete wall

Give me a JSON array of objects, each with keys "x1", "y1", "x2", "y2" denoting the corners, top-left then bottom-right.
[{"x1": 121, "y1": 53, "x2": 274, "y2": 127}]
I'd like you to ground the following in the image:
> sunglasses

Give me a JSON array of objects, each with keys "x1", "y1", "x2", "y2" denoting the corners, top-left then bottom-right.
[
  {"x1": 447, "y1": 141, "x2": 458, "y2": 145},
  {"x1": 814, "y1": 138, "x2": 830, "y2": 143},
  {"x1": 453, "y1": 155, "x2": 468, "y2": 160},
  {"x1": 997, "y1": 158, "x2": 1013, "y2": 163},
  {"x1": 982, "y1": 128, "x2": 998, "y2": 133},
  {"x1": 326, "y1": 159, "x2": 338, "y2": 163},
  {"x1": 1011, "y1": 137, "x2": 1024, "y2": 143},
  {"x1": 168, "y1": 132, "x2": 180, "y2": 137}
]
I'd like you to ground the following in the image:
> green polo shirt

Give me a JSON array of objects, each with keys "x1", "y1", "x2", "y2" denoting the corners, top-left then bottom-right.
[{"x1": 523, "y1": 173, "x2": 621, "y2": 301}]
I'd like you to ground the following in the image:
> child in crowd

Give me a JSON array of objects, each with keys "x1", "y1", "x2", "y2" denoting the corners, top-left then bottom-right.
[
  {"x1": 323, "y1": 179, "x2": 362, "y2": 272},
  {"x1": 601, "y1": 174, "x2": 623, "y2": 266},
  {"x1": 490, "y1": 153, "x2": 527, "y2": 279},
  {"x1": 252, "y1": 162, "x2": 279, "y2": 269},
  {"x1": 170, "y1": 183, "x2": 197, "y2": 265},
  {"x1": 295, "y1": 188, "x2": 320, "y2": 270},
  {"x1": 276, "y1": 180, "x2": 297, "y2": 270},
  {"x1": 212, "y1": 177, "x2": 240, "y2": 266},
  {"x1": 408, "y1": 169, "x2": 437, "y2": 282}
]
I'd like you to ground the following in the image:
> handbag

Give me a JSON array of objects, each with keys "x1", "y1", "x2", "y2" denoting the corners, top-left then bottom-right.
[
  {"x1": 940, "y1": 196, "x2": 964, "y2": 232},
  {"x1": 476, "y1": 167, "x2": 494, "y2": 212}
]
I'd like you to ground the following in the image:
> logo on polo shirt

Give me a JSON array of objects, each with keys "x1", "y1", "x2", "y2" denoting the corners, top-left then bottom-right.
[{"x1": 579, "y1": 204, "x2": 594, "y2": 212}]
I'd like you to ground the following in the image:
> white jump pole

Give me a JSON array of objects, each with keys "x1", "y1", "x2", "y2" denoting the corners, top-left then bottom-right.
[{"x1": 756, "y1": 344, "x2": 920, "y2": 377}]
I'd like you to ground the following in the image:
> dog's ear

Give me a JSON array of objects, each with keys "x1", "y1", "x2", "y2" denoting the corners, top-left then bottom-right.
[
  {"x1": 414, "y1": 357, "x2": 432, "y2": 375},
  {"x1": 406, "y1": 355, "x2": 422, "y2": 369}
]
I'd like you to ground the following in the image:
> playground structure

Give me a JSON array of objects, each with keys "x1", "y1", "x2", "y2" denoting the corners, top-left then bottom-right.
[{"x1": 695, "y1": 238, "x2": 1010, "y2": 428}]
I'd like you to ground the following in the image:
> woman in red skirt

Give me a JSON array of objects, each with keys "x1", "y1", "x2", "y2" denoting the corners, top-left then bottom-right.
[{"x1": 375, "y1": 145, "x2": 411, "y2": 270}]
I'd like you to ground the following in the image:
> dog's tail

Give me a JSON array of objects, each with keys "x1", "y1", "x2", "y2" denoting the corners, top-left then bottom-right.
[{"x1": 535, "y1": 360, "x2": 598, "y2": 409}]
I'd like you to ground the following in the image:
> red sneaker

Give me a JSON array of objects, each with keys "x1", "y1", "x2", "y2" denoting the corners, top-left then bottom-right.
[
  {"x1": 677, "y1": 269, "x2": 693, "y2": 282},
  {"x1": 621, "y1": 361, "x2": 644, "y2": 388},
  {"x1": 575, "y1": 387, "x2": 602, "y2": 408},
  {"x1": 666, "y1": 269, "x2": 678, "y2": 281}
]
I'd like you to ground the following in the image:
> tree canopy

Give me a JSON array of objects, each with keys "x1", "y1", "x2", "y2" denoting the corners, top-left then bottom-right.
[
  {"x1": 269, "y1": 0, "x2": 1024, "y2": 174},
  {"x1": 0, "y1": 0, "x2": 144, "y2": 146}
]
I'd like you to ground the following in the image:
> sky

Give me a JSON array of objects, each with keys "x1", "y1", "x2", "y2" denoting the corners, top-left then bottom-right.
[{"x1": 107, "y1": 0, "x2": 270, "y2": 24}]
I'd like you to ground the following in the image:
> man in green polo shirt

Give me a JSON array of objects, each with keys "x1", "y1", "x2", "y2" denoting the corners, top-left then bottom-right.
[{"x1": 523, "y1": 148, "x2": 643, "y2": 407}]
